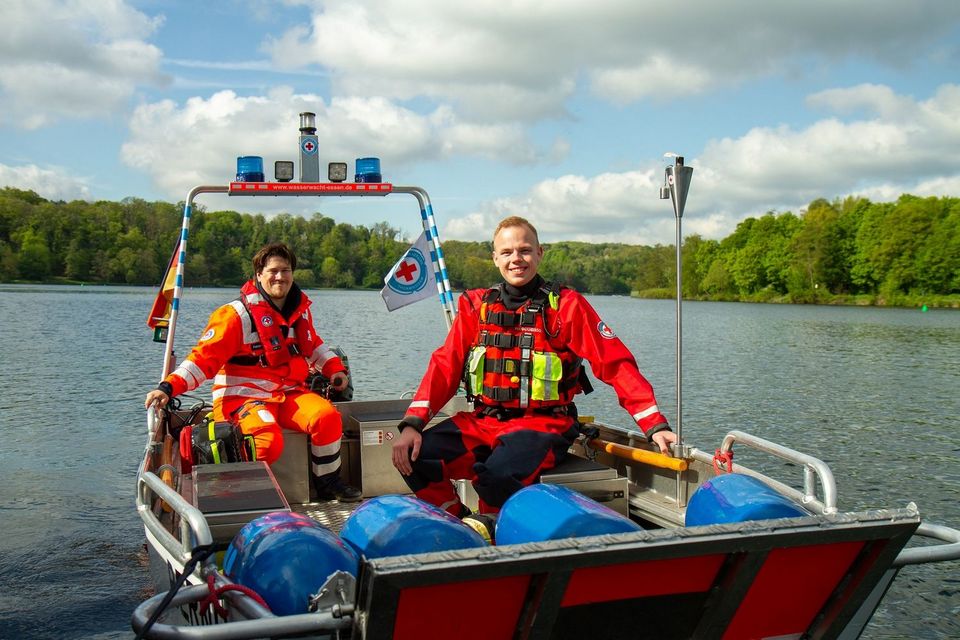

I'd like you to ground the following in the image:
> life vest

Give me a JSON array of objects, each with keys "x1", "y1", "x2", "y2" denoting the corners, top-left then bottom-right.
[
  {"x1": 462, "y1": 282, "x2": 588, "y2": 409},
  {"x1": 228, "y1": 281, "x2": 314, "y2": 368}
]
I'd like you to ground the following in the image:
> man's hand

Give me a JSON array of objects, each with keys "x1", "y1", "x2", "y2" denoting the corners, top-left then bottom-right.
[
  {"x1": 329, "y1": 371, "x2": 349, "y2": 392},
  {"x1": 144, "y1": 389, "x2": 170, "y2": 410},
  {"x1": 391, "y1": 426, "x2": 422, "y2": 476},
  {"x1": 651, "y1": 430, "x2": 677, "y2": 455}
]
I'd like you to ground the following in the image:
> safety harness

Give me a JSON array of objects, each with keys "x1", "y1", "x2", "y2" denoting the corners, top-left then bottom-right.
[
  {"x1": 464, "y1": 282, "x2": 592, "y2": 411},
  {"x1": 228, "y1": 281, "x2": 313, "y2": 368}
]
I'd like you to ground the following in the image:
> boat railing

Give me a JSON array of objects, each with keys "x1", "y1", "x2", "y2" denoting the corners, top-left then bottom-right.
[
  {"x1": 705, "y1": 429, "x2": 839, "y2": 514},
  {"x1": 137, "y1": 469, "x2": 213, "y2": 567},
  {"x1": 132, "y1": 585, "x2": 354, "y2": 639},
  {"x1": 685, "y1": 430, "x2": 960, "y2": 568},
  {"x1": 893, "y1": 521, "x2": 960, "y2": 567}
]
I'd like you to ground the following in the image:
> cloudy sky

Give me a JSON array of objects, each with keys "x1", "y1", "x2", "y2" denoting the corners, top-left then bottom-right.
[{"x1": 2, "y1": 0, "x2": 959, "y2": 245}]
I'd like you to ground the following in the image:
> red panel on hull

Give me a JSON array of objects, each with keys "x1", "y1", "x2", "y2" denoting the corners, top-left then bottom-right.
[
  {"x1": 722, "y1": 541, "x2": 865, "y2": 640},
  {"x1": 393, "y1": 574, "x2": 530, "y2": 640},
  {"x1": 561, "y1": 554, "x2": 726, "y2": 606}
]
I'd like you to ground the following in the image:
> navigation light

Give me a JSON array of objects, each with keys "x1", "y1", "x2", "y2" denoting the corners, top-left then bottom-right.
[{"x1": 355, "y1": 157, "x2": 382, "y2": 183}]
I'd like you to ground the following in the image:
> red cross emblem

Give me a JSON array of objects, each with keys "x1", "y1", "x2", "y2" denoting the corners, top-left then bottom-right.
[
  {"x1": 304, "y1": 141, "x2": 315, "y2": 153},
  {"x1": 395, "y1": 260, "x2": 418, "y2": 282}
]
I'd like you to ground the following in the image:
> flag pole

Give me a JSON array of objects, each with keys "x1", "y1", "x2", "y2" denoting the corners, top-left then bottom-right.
[{"x1": 394, "y1": 186, "x2": 456, "y2": 328}]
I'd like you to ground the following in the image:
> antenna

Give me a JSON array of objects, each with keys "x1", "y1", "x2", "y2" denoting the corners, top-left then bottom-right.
[{"x1": 660, "y1": 154, "x2": 693, "y2": 470}]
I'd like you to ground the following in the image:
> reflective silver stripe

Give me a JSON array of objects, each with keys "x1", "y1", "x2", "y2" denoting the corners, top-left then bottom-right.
[
  {"x1": 211, "y1": 386, "x2": 273, "y2": 401},
  {"x1": 311, "y1": 440, "x2": 343, "y2": 477},
  {"x1": 542, "y1": 355, "x2": 556, "y2": 400},
  {"x1": 312, "y1": 457, "x2": 341, "y2": 476},
  {"x1": 214, "y1": 374, "x2": 280, "y2": 391},
  {"x1": 173, "y1": 360, "x2": 206, "y2": 390},
  {"x1": 310, "y1": 343, "x2": 335, "y2": 368},
  {"x1": 311, "y1": 441, "x2": 341, "y2": 457},
  {"x1": 632, "y1": 405, "x2": 661, "y2": 422},
  {"x1": 227, "y1": 300, "x2": 259, "y2": 345},
  {"x1": 519, "y1": 347, "x2": 531, "y2": 409},
  {"x1": 408, "y1": 400, "x2": 432, "y2": 420},
  {"x1": 244, "y1": 292, "x2": 262, "y2": 305}
]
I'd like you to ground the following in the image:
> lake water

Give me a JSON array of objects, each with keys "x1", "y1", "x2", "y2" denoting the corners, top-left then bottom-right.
[{"x1": 0, "y1": 285, "x2": 958, "y2": 639}]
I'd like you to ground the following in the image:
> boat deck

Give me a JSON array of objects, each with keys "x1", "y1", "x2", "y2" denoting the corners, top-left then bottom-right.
[{"x1": 293, "y1": 499, "x2": 362, "y2": 534}]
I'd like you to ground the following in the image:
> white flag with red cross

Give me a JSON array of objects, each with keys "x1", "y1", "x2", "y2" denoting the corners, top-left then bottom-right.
[{"x1": 380, "y1": 231, "x2": 437, "y2": 311}]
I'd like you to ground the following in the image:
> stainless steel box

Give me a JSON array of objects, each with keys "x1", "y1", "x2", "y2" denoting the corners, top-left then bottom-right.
[
  {"x1": 272, "y1": 430, "x2": 310, "y2": 505},
  {"x1": 457, "y1": 456, "x2": 630, "y2": 517},
  {"x1": 191, "y1": 461, "x2": 291, "y2": 545},
  {"x1": 338, "y1": 397, "x2": 469, "y2": 497},
  {"x1": 540, "y1": 456, "x2": 629, "y2": 517},
  {"x1": 541, "y1": 476, "x2": 630, "y2": 518}
]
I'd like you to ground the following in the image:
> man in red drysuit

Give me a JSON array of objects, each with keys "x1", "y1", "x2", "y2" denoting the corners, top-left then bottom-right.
[{"x1": 391, "y1": 216, "x2": 675, "y2": 517}]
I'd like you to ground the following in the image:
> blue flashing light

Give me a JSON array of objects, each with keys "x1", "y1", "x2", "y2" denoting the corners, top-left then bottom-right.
[
  {"x1": 236, "y1": 156, "x2": 265, "y2": 182},
  {"x1": 355, "y1": 157, "x2": 382, "y2": 183}
]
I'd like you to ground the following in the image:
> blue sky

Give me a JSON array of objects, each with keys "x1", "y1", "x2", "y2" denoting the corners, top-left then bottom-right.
[{"x1": 2, "y1": 0, "x2": 959, "y2": 245}]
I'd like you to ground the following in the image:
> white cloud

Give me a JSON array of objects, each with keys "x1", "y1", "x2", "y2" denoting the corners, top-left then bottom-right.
[
  {"x1": 0, "y1": 0, "x2": 167, "y2": 128},
  {"x1": 443, "y1": 83, "x2": 960, "y2": 245},
  {"x1": 266, "y1": 1, "x2": 960, "y2": 117},
  {"x1": 0, "y1": 163, "x2": 91, "y2": 201},
  {"x1": 120, "y1": 88, "x2": 545, "y2": 199},
  {"x1": 590, "y1": 57, "x2": 714, "y2": 104},
  {"x1": 443, "y1": 169, "x2": 675, "y2": 246}
]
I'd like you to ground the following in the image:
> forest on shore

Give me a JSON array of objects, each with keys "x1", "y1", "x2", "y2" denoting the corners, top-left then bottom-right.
[{"x1": 1, "y1": 187, "x2": 957, "y2": 308}]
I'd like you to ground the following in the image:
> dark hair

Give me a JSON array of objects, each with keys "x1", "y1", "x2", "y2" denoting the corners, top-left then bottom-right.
[{"x1": 252, "y1": 242, "x2": 297, "y2": 274}]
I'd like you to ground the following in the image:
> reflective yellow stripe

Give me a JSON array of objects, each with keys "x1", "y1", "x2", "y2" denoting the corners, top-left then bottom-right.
[
  {"x1": 531, "y1": 351, "x2": 562, "y2": 401},
  {"x1": 467, "y1": 347, "x2": 486, "y2": 396}
]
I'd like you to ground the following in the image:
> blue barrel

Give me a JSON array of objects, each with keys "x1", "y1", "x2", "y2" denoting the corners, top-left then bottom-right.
[
  {"x1": 224, "y1": 512, "x2": 358, "y2": 616},
  {"x1": 222, "y1": 511, "x2": 302, "y2": 577},
  {"x1": 339, "y1": 495, "x2": 487, "y2": 559},
  {"x1": 496, "y1": 484, "x2": 642, "y2": 545},
  {"x1": 685, "y1": 473, "x2": 811, "y2": 527}
]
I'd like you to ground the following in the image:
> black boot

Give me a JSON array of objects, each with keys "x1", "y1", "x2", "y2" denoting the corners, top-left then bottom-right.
[{"x1": 313, "y1": 473, "x2": 362, "y2": 503}]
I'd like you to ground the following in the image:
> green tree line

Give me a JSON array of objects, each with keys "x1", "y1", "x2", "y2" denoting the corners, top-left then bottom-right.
[{"x1": 1, "y1": 187, "x2": 957, "y2": 306}]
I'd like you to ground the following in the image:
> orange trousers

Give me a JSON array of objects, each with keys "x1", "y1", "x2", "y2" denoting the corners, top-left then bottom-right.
[{"x1": 220, "y1": 390, "x2": 342, "y2": 465}]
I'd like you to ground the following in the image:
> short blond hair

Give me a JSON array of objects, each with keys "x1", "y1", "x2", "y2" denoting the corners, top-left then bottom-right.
[{"x1": 493, "y1": 216, "x2": 540, "y2": 245}]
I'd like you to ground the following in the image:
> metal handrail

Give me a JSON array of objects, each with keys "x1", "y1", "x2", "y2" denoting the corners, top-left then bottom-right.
[
  {"x1": 137, "y1": 470, "x2": 213, "y2": 564},
  {"x1": 132, "y1": 585, "x2": 353, "y2": 639},
  {"x1": 894, "y1": 521, "x2": 960, "y2": 567},
  {"x1": 715, "y1": 430, "x2": 839, "y2": 514}
]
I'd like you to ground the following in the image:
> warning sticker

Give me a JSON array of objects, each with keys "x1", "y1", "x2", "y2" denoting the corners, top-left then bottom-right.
[{"x1": 362, "y1": 430, "x2": 384, "y2": 446}]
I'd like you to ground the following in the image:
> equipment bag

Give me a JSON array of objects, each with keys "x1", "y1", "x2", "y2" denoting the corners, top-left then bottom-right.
[{"x1": 179, "y1": 416, "x2": 255, "y2": 473}]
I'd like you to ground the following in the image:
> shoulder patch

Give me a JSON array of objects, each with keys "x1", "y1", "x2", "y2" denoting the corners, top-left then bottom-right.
[
  {"x1": 200, "y1": 328, "x2": 216, "y2": 342},
  {"x1": 597, "y1": 321, "x2": 616, "y2": 339}
]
